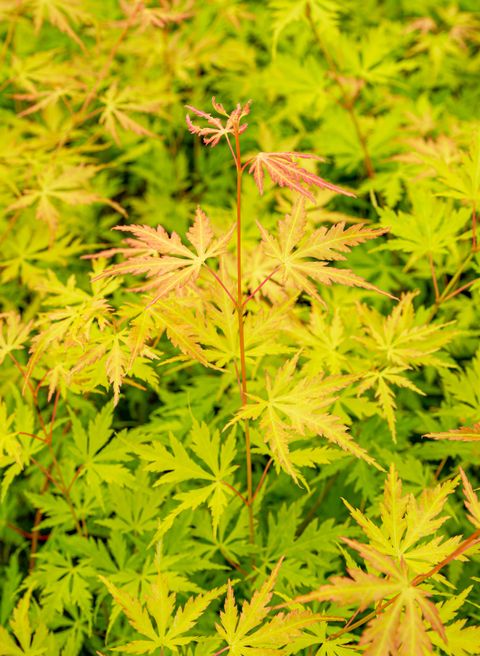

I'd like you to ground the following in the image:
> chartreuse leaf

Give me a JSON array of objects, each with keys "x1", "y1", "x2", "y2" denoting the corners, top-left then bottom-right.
[
  {"x1": 68, "y1": 403, "x2": 134, "y2": 505},
  {"x1": 378, "y1": 190, "x2": 470, "y2": 268},
  {"x1": 215, "y1": 559, "x2": 336, "y2": 655},
  {"x1": 430, "y1": 587, "x2": 480, "y2": 655},
  {"x1": 459, "y1": 467, "x2": 480, "y2": 528},
  {"x1": 269, "y1": 0, "x2": 342, "y2": 54},
  {"x1": 228, "y1": 354, "x2": 380, "y2": 480},
  {"x1": 355, "y1": 292, "x2": 456, "y2": 439},
  {"x1": 0, "y1": 590, "x2": 53, "y2": 655},
  {"x1": 0, "y1": 313, "x2": 31, "y2": 365},
  {"x1": 294, "y1": 465, "x2": 480, "y2": 656},
  {"x1": 343, "y1": 465, "x2": 461, "y2": 573},
  {"x1": 100, "y1": 574, "x2": 224, "y2": 654},
  {"x1": 257, "y1": 198, "x2": 389, "y2": 302},
  {"x1": 7, "y1": 163, "x2": 124, "y2": 234},
  {"x1": 0, "y1": 394, "x2": 40, "y2": 500},
  {"x1": 138, "y1": 419, "x2": 238, "y2": 535}
]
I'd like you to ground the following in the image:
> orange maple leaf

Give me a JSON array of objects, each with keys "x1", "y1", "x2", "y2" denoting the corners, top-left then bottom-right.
[{"x1": 247, "y1": 152, "x2": 356, "y2": 200}]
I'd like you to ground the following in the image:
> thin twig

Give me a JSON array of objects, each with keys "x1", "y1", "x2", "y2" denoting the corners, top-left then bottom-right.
[
  {"x1": 221, "y1": 480, "x2": 249, "y2": 507},
  {"x1": 8, "y1": 523, "x2": 49, "y2": 542},
  {"x1": 251, "y1": 459, "x2": 273, "y2": 505},
  {"x1": 212, "y1": 647, "x2": 230, "y2": 656},
  {"x1": 233, "y1": 126, "x2": 254, "y2": 543},
  {"x1": 442, "y1": 277, "x2": 479, "y2": 303},
  {"x1": 206, "y1": 265, "x2": 237, "y2": 305},
  {"x1": 243, "y1": 267, "x2": 280, "y2": 307},
  {"x1": 472, "y1": 202, "x2": 477, "y2": 252}
]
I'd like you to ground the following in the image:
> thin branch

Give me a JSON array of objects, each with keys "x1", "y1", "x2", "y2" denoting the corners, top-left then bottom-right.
[
  {"x1": 18, "y1": 431, "x2": 47, "y2": 444},
  {"x1": 66, "y1": 465, "x2": 84, "y2": 494},
  {"x1": 8, "y1": 523, "x2": 49, "y2": 542},
  {"x1": 30, "y1": 458, "x2": 61, "y2": 488},
  {"x1": 433, "y1": 457, "x2": 447, "y2": 481},
  {"x1": 428, "y1": 252, "x2": 474, "y2": 320},
  {"x1": 224, "y1": 134, "x2": 238, "y2": 166},
  {"x1": 7, "y1": 353, "x2": 48, "y2": 437},
  {"x1": 48, "y1": 389, "x2": 61, "y2": 444},
  {"x1": 212, "y1": 647, "x2": 230, "y2": 656},
  {"x1": 411, "y1": 527, "x2": 480, "y2": 587},
  {"x1": 233, "y1": 125, "x2": 254, "y2": 543},
  {"x1": 251, "y1": 459, "x2": 273, "y2": 505},
  {"x1": 305, "y1": 2, "x2": 374, "y2": 178},
  {"x1": 243, "y1": 267, "x2": 280, "y2": 307},
  {"x1": 296, "y1": 473, "x2": 339, "y2": 537},
  {"x1": 472, "y1": 202, "x2": 477, "y2": 252},
  {"x1": 442, "y1": 277, "x2": 479, "y2": 302},
  {"x1": 206, "y1": 265, "x2": 236, "y2": 305},
  {"x1": 80, "y1": 1, "x2": 143, "y2": 115},
  {"x1": 221, "y1": 480, "x2": 249, "y2": 507},
  {"x1": 220, "y1": 549, "x2": 249, "y2": 577}
]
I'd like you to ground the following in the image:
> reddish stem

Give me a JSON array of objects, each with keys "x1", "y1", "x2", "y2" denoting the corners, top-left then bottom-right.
[
  {"x1": 8, "y1": 523, "x2": 49, "y2": 542},
  {"x1": 221, "y1": 480, "x2": 249, "y2": 507},
  {"x1": 233, "y1": 127, "x2": 254, "y2": 543},
  {"x1": 206, "y1": 265, "x2": 236, "y2": 305},
  {"x1": 212, "y1": 647, "x2": 230, "y2": 656},
  {"x1": 251, "y1": 459, "x2": 273, "y2": 505},
  {"x1": 329, "y1": 527, "x2": 480, "y2": 641},
  {"x1": 442, "y1": 277, "x2": 479, "y2": 302},
  {"x1": 243, "y1": 267, "x2": 280, "y2": 307}
]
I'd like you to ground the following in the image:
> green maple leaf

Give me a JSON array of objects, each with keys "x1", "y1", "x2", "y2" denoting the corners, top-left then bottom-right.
[
  {"x1": 228, "y1": 353, "x2": 380, "y2": 480},
  {"x1": 0, "y1": 590, "x2": 53, "y2": 656},
  {"x1": 294, "y1": 465, "x2": 478, "y2": 656},
  {"x1": 68, "y1": 404, "x2": 134, "y2": 504},
  {"x1": 216, "y1": 559, "x2": 335, "y2": 655},
  {"x1": 257, "y1": 198, "x2": 389, "y2": 303},
  {"x1": 138, "y1": 419, "x2": 238, "y2": 535},
  {"x1": 100, "y1": 574, "x2": 224, "y2": 654}
]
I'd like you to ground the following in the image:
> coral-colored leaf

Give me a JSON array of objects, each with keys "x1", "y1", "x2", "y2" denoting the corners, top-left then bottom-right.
[
  {"x1": 425, "y1": 423, "x2": 480, "y2": 441},
  {"x1": 90, "y1": 209, "x2": 233, "y2": 304},
  {"x1": 248, "y1": 151, "x2": 355, "y2": 200},
  {"x1": 258, "y1": 197, "x2": 390, "y2": 302},
  {"x1": 459, "y1": 468, "x2": 480, "y2": 529}
]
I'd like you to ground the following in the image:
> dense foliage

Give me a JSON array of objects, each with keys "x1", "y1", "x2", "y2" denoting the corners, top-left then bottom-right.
[{"x1": 1, "y1": 1, "x2": 480, "y2": 654}]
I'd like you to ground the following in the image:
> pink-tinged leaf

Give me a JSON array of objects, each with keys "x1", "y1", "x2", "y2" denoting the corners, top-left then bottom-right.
[
  {"x1": 459, "y1": 468, "x2": 480, "y2": 529},
  {"x1": 425, "y1": 423, "x2": 480, "y2": 441},
  {"x1": 119, "y1": 0, "x2": 193, "y2": 30},
  {"x1": 89, "y1": 209, "x2": 232, "y2": 303},
  {"x1": 106, "y1": 335, "x2": 128, "y2": 406},
  {"x1": 186, "y1": 98, "x2": 251, "y2": 147},
  {"x1": 258, "y1": 198, "x2": 391, "y2": 302},
  {"x1": 114, "y1": 224, "x2": 192, "y2": 257},
  {"x1": 397, "y1": 589, "x2": 435, "y2": 656},
  {"x1": 342, "y1": 538, "x2": 402, "y2": 579},
  {"x1": 247, "y1": 152, "x2": 355, "y2": 200},
  {"x1": 186, "y1": 207, "x2": 214, "y2": 256},
  {"x1": 294, "y1": 568, "x2": 403, "y2": 610},
  {"x1": 360, "y1": 596, "x2": 403, "y2": 656},
  {"x1": 302, "y1": 222, "x2": 388, "y2": 261}
]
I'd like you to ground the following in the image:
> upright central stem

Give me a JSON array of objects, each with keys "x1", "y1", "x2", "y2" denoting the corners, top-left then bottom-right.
[{"x1": 234, "y1": 130, "x2": 254, "y2": 543}]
